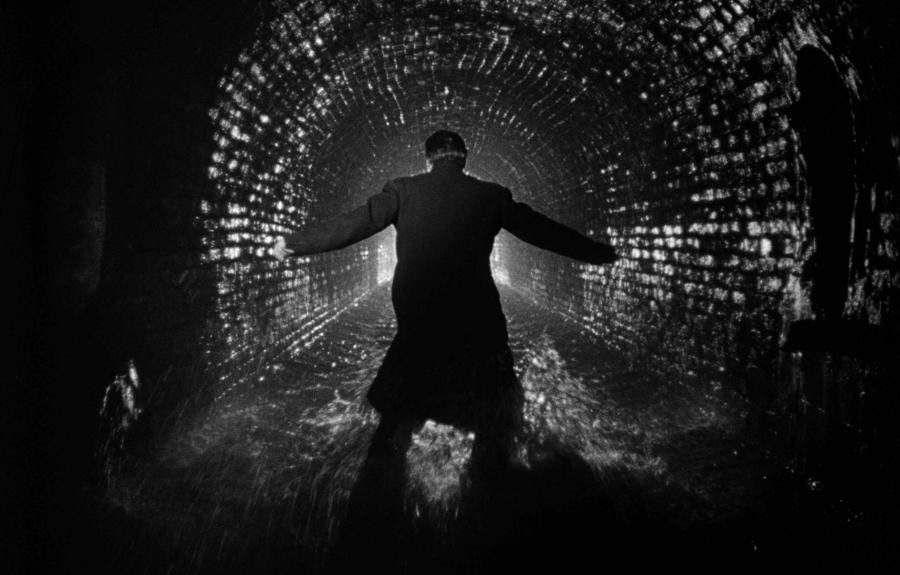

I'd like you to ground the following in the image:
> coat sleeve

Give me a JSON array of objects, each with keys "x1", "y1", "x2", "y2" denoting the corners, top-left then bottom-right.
[
  {"x1": 284, "y1": 180, "x2": 400, "y2": 256},
  {"x1": 498, "y1": 187, "x2": 617, "y2": 264}
]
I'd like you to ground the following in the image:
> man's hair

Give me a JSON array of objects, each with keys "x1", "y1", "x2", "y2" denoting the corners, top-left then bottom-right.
[{"x1": 425, "y1": 130, "x2": 467, "y2": 164}]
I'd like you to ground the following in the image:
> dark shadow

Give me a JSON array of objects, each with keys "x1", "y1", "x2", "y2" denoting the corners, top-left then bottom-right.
[
  {"x1": 330, "y1": 422, "x2": 761, "y2": 573},
  {"x1": 328, "y1": 416, "x2": 422, "y2": 571},
  {"x1": 793, "y1": 45, "x2": 856, "y2": 323},
  {"x1": 331, "y1": 419, "x2": 640, "y2": 573}
]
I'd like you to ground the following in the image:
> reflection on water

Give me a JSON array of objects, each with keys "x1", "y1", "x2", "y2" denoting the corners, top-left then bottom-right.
[{"x1": 100, "y1": 284, "x2": 775, "y2": 573}]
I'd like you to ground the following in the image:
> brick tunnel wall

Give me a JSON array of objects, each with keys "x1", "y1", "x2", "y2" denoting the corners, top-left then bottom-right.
[
  {"x1": 503, "y1": 0, "x2": 803, "y2": 393},
  {"x1": 195, "y1": 0, "x2": 900, "y2": 412},
  {"x1": 36, "y1": 0, "x2": 896, "y2": 431}
]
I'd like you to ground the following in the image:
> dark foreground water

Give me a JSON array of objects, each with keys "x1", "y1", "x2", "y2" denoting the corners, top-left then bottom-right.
[{"x1": 93, "y1": 284, "x2": 884, "y2": 574}]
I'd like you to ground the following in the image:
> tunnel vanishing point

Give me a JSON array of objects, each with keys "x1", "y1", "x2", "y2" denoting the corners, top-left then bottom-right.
[{"x1": 9, "y1": 0, "x2": 900, "y2": 573}]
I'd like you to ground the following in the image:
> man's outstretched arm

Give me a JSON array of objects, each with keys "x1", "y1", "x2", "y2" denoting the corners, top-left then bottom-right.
[
  {"x1": 499, "y1": 188, "x2": 617, "y2": 264},
  {"x1": 274, "y1": 182, "x2": 399, "y2": 260}
]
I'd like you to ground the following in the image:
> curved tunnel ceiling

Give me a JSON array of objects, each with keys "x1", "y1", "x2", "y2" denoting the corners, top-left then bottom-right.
[{"x1": 198, "y1": 0, "x2": 815, "y2": 397}]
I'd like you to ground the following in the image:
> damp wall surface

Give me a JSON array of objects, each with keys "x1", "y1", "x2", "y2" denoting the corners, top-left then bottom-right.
[
  {"x1": 202, "y1": 0, "x2": 803, "y2": 400},
  {"x1": 15, "y1": 0, "x2": 900, "y2": 557},
  {"x1": 189, "y1": 0, "x2": 899, "y2": 413}
]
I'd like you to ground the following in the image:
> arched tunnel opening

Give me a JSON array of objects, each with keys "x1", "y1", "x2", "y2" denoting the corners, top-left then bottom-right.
[{"x1": 12, "y1": 0, "x2": 900, "y2": 573}]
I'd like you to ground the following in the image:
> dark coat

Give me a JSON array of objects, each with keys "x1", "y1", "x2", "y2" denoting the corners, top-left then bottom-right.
[{"x1": 286, "y1": 158, "x2": 617, "y2": 418}]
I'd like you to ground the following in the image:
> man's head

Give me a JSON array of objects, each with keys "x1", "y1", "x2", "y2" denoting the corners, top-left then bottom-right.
[{"x1": 425, "y1": 130, "x2": 467, "y2": 170}]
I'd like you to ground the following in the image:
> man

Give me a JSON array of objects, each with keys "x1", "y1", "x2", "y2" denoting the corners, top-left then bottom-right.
[
  {"x1": 275, "y1": 130, "x2": 616, "y2": 564},
  {"x1": 274, "y1": 129, "x2": 616, "y2": 477}
]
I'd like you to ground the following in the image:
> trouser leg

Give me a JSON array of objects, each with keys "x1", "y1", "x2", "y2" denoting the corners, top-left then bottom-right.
[{"x1": 468, "y1": 363, "x2": 524, "y2": 483}]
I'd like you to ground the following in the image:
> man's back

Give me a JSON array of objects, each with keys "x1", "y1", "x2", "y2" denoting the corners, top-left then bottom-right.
[{"x1": 387, "y1": 161, "x2": 509, "y2": 350}]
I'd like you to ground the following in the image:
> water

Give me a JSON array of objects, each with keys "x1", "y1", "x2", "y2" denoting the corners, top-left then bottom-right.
[{"x1": 100, "y1": 284, "x2": 784, "y2": 573}]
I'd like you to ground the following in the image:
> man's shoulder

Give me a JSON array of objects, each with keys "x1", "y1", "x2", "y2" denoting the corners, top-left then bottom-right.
[
  {"x1": 391, "y1": 171, "x2": 508, "y2": 196},
  {"x1": 440, "y1": 171, "x2": 509, "y2": 192},
  {"x1": 464, "y1": 175, "x2": 510, "y2": 201},
  {"x1": 382, "y1": 175, "x2": 413, "y2": 195},
  {"x1": 478, "y1": 177, "x2": 509, "y2": 194},
  {"x1": 385, "y1": 171, "x2": 429, "y2": 188},
  {"x1": 462, "y1": 172, "x2": 500, "y2": 185}
]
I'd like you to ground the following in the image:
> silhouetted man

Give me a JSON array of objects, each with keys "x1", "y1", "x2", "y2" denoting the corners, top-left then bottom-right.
[{"x1": 273, "y1": 130, "x2": 617, "y2": 562}]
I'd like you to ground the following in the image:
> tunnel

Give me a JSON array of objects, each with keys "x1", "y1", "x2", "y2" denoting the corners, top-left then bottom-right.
[{"x1": 11, "y1": 0, "x2": 900, "y2": 573}]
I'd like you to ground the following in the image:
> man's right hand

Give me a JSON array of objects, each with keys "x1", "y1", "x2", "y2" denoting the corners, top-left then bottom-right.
[{"x1": 273, "y1": 236, "x2": 294, "y2": 261}]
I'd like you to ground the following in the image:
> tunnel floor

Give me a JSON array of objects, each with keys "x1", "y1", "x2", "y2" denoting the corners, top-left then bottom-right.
[{"x1": 93, "y1": 284, "x2": 880, "y2": 574}]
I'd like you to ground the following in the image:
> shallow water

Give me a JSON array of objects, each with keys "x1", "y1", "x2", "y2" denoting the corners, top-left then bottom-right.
[{"x1": 100, "y1": 284, "x2": 791, "y2": 573}]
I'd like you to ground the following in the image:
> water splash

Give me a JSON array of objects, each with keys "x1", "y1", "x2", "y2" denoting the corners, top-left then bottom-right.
[
  {"x1": 98, "y1": 359, "x2": 143, "y2": 485},
  {"x1": 99, "y1": 286, "x2": 758, "y2": 572}
]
